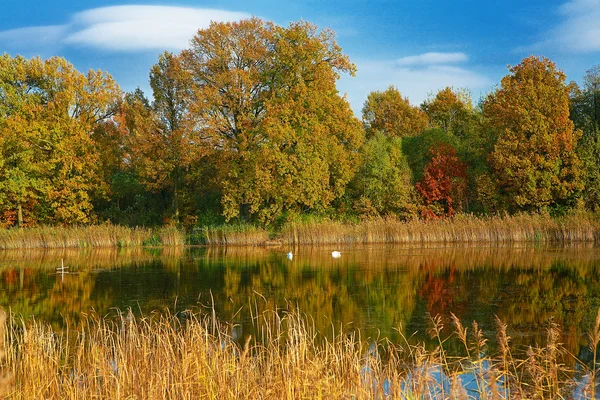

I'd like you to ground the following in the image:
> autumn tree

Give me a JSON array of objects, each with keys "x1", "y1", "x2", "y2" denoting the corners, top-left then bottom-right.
[
  {"x1": 570, "y1": 66, "x2": 600, "y2": 210},
  {"x1": 484, "y1": 56, "x2": 582, "y2": 211},
  {"x1": 122, "y1": 52, "x2": 197, "y2": 223},
  {"x1": 362, "y1": 86, "x2": 427, "y2": 138},
  {"x1": 182, "y1": 18, "x2": 364, "y2": 223},
  {"x1": 0, "y1": 54, "x2": 120, "y2": 226},
  {"x1": 421, "y1": 87, "x2": 475, "y2": 136},
  {"x1": 416, "y1": 143, "x2": 468, "y2": 219}
]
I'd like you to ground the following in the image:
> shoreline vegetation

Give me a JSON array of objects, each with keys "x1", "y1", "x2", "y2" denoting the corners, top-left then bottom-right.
[
  {"x1": 0, "y1": 212, "x2": 600, "y2": 249},
  {"x1": 1, "y1": 306, "x2": 599, "y2": 399}
]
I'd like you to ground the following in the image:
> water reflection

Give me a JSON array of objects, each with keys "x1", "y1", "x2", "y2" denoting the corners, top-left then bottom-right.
[{"x1": 2, "y1": 244, "x2": 600, "y2": 360}]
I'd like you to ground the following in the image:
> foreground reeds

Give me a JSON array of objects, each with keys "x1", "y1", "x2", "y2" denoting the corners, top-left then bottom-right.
[{"x1": 1, "y1": 305, "x2": 599, "y2": 399}]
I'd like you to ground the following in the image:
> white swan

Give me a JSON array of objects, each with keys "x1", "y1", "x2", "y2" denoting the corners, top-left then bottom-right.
[
  {"x1": 287, "y1": 252, "x2": 293, "y2": 260},
  {"x1": 331, "y1": 251, "x2": 341, "y2": 258}
]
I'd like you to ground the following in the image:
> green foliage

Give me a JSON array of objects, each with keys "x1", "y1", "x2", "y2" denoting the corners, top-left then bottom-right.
[
  {"x1": 571, "y1": 66, "x2": 600, "y2": 210},
  {"x1": 402, "y1": 128, "x2": 459, "y2": 183},
  {"x1": 350, "y1": 131, "x2": 418, "y2": 218}
]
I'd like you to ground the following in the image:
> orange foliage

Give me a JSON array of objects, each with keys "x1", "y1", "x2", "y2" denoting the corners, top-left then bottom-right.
[{"x1": 416, "y1": 144, "x2": 468, "y2": 219}]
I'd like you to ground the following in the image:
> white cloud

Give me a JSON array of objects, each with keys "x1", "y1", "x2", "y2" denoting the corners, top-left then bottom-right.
[
  {"x1": 338, "y1": 59, "x2": 492, "y2": 115},
  {"x1": 0, "y1": 5, "x2": 251, "y2": 53},
  {"x1": 533, "y1": 0, "x2": 600, "y2": 53},
  {"x1": 396, "y1": 52, "x2": 468, "y2": 67}
]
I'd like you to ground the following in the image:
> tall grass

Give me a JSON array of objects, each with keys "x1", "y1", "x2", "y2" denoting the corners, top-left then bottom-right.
[
  {"x1": 0, "y1": 225, "x2": 185, "y2": 249},
  {"x1": 0, "y1": 305, "x2": 598, "y2": 399},
  {"x1": 1, "y1": 212, "x2": 600, "y2": 248},
  {"x1": 195, "y1": 224, "x2": 270, "y2": 246},
  {"x1": 280, "y1": 213, "x2": 600, "y2": 246}
]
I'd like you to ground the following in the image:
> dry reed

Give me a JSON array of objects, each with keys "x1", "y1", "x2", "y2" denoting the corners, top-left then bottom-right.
[
  {"x1": 198, "y1": 224, "x2": 270, "y2": 246},
  {"x1": 2, "y1": 212, "x2": 600, "y2": 249},
  {"x1": 0, "y1": 225, "x2": 185, "y2": 249},
  {"x1": 280, "y1": 213, "x2": 600, "y2": 246},
  {"x1": 1, "y1": 305, "x2": 597, "y2": 399}
]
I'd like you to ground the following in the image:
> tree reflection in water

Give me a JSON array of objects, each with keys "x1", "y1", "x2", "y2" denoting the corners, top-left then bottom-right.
[{"x1": 1, "y1": 244, "x2": 600, "y2": 363}]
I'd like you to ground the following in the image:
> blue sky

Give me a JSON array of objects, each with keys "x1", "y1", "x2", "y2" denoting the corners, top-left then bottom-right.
[{"x1": 1, "y1": 0, "x2": 599, "y2": 115}]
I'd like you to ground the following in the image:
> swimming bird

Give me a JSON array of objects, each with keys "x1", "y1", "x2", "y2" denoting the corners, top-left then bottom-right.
[
  {"x1": 287, "y1": 252, "x2": 293, "y2": 260},
  {"x1": 331, "y1": 251, "x2": 341, "y2": 258}
]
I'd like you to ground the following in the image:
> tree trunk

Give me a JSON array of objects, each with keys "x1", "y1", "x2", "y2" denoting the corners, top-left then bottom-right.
[{"x1": 17, "y1": 203, "x2": 23, "y2": 228}]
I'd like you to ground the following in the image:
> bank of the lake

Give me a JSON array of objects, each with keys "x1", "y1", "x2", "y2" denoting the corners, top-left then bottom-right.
[{"x1": 2, "y1": 212, "x2": 600, "y2": 249}]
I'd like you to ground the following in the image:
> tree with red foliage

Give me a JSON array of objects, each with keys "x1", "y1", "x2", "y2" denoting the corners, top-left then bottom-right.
[{"x1": 416, "y1": 144, "x2": 468, "y2": 219}]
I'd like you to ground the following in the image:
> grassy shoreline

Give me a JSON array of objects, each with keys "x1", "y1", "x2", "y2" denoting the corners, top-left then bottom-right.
[
  {"x1": 0, "y1": 306, "x2": 598, "y2": 399},
  {"x1": 1, "y1": 212, "x2": 600, "y2": 249}
]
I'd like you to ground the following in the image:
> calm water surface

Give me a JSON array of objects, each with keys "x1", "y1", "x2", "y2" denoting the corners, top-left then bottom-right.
[{"x1": 1, "y1": 244, "x2": 600, "y2": 358}]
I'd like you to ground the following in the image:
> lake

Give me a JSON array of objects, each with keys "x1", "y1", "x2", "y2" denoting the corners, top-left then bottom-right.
[{"x1": 1, "y1": 244, "x2": 600, "y2": 361}]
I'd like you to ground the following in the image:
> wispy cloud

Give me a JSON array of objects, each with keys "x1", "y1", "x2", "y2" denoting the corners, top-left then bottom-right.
[
  {"x1": 0, "y1": 5, "x2": 251, "y2": 53},
  {"x1": 396, "y1": 52, "x2": 468, "y2": 67},
  {"x1": 338, "y1": 59, "x2": 492, "y2": 115},
  {"x1": 529, "y1": 0, "x2": 600, "y2": 53}
]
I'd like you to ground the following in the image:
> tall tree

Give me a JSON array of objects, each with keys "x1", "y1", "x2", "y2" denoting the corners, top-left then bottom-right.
[
  {"x1": 570, "y1": 66, "x2": 600, "y2": 210},
  {"x1": 484, "y1": 56, "x2": 582, "y2": 211},
  {"x1": 0, "y1": 55, "x2": 120, "y2": 226},
  {"x1": 126, "y1": 53, "x2": 196, "y2": 223},
  {"x1": 362, "y1": 86, "x2": 427, "y2": 138},
  {"x1": 182, "y1": 18, "x2": 364, "y2": 223}
]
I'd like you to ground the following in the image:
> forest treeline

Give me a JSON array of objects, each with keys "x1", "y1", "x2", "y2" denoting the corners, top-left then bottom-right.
[{"x1": 0, "y1": 17, "x2": 599, "y2": 229}]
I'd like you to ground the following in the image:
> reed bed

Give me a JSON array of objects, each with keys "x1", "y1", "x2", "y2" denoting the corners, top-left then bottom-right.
[
  {"x1": 0, "y1": 225, "x2": 185, "y2": 249},
  {"x1": 280, "y1": 213, "x2": 600, "y2": 246},
  {"x1": 1, "y1": 213, "x2": 600, "y2": 249},
  {"x1": 0, "y1": 305, "x2": 599, "y2": 399},
  {"x1": 196, "y1": 224, "x2": 270, "y2": 246}
]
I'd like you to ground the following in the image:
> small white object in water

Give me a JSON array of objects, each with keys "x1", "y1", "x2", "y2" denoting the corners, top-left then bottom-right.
[
  {"x1": 287, "y1": 252, "x2": 293, "y2": 260},
  {"x1": 331, "y1": 251, "x2": 341, "y2": 258}
]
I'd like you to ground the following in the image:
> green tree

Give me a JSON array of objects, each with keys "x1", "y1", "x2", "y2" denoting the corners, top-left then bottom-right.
[
  {"x1": 350, "y1": 131, "x2": 418, "y2": 218},
  {"x1": 362, "y1": 86, "x2": 427, "y2": 138},
  {"x1": 484, "y1": 56, "x2": 582, "y2": 211},
  {"x1": 570, "y1": 66, "x2": 600, "y2": 210}
]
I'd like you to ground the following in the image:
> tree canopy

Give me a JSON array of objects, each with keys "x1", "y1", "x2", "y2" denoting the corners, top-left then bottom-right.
[
  {"x1": 362, "y1": 86, "x2": 428, "y2": 138},
  {"x1": 182, "y1": 18, "x2": 364, "y2": 223},
  {"x1": 0, "y1": 55, "x2": 120, "y2": 226},
  {"x1": 484, "y1": 56, "x2": 583, "y2": 211},
  {"x1": 1, "y1": 23, "x2": 599, "y2": 228}
]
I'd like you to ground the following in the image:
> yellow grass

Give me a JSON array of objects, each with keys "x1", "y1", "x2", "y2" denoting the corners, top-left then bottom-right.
[
  {"x1": 0, "y1": 225, "x2": 185, "y2": 249},
  {"x1": 280, "y1": 212, "x2": 600, "y2": 245},
  {"x1": 0, "y1": 305, "x2": 597, "y2": 399},
  {"x1": 198, "y1": 224, "x2": 270, "y2": 246},
  {"x1": 1, "y1": 212, "x2": 600, "y2": 248}
]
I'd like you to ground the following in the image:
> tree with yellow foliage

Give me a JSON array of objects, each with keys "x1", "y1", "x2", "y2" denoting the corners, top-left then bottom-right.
[
  {"x1": 0, "y1": 55, "x2": 120, "y2": 225},
  {"x1": 182, "y1": 18, "x2": 363, "y2": 223},
  {"x1": 362, "y1": 86, "x2": 427, "y2": 138},
  {"x1": 484, "y1": 56, "x2": 582, "y2": 211}
]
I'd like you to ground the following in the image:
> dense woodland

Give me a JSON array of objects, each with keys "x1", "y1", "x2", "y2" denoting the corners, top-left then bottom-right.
[{"x1": 0, "y1": 17, "x2": 599, "y2": 229}]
